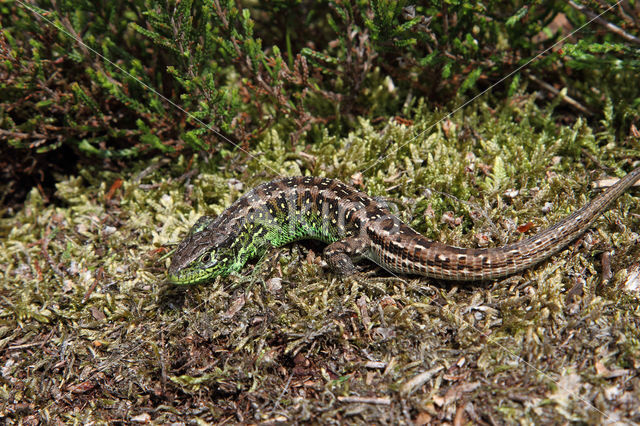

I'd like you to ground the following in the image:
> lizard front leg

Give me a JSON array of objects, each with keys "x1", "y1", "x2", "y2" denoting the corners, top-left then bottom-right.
[{"x1": 323, "y1": 237, "x2": 369, "y2": 276}]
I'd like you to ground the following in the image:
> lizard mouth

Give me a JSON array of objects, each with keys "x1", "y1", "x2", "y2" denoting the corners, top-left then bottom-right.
[{"x1": 167, "y1": 268, "x2": 211, "y2": 285}]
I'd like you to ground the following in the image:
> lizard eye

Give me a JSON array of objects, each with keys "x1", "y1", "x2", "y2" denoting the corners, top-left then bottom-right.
[{"x1": 200, "y1": 252, "x2": 213, "y2": 264}]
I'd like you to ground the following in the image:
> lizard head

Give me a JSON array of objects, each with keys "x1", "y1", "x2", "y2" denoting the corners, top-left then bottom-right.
[{"x1": 167, "y1": 216, "x2": 236, "y2": 285}]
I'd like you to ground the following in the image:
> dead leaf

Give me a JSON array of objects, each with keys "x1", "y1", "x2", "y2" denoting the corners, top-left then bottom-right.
[
  {"x1": 517, "y1": 222, "x2": 534, "y2": 233},
  {"x1": 105, "y1": 178, "x2": 123, "y2": 202}
]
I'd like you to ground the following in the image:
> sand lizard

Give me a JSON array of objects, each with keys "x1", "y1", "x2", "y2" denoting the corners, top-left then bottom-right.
[{"x1": 168, "y1": 167, "x2": 640, "y2": 284}]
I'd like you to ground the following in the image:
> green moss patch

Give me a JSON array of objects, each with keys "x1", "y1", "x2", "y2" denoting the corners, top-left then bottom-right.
[{"x1": 2, "y1": 97, "x2": 640, "y2": 423}]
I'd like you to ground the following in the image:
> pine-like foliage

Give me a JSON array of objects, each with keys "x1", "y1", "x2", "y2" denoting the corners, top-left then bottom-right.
[{"x1": 1, "y1": 0, "x2": 639, "y2": 204}]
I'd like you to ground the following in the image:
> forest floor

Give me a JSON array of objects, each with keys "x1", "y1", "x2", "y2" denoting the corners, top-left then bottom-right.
[{"x1": 2, "y1": 98, "x2": 640, "y2": 424}]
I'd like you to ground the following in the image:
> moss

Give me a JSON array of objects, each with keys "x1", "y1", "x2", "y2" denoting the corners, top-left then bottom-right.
[{"x1": 2, "y1": 95, "x2": 640, "y2": 423}]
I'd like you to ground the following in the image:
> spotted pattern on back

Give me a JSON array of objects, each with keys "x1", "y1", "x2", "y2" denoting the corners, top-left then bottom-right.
[{"x1": 169, "y1": 168, "x2": 640, "y2": 284}]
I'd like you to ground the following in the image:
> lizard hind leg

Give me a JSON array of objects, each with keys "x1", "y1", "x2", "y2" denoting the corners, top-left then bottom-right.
[{"x1": 323, "y1": 237, "x2": 369, "y2": 276}]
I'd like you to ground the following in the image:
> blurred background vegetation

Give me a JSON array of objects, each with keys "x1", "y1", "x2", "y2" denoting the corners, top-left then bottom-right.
[{"x1": 1, "y1": 0, "x2": 639, "y2": 210}]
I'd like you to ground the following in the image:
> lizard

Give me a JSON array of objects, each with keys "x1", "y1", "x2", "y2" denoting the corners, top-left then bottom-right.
[{"x1": 168, "y1": 167, "x2": 640, "y2": 284}]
